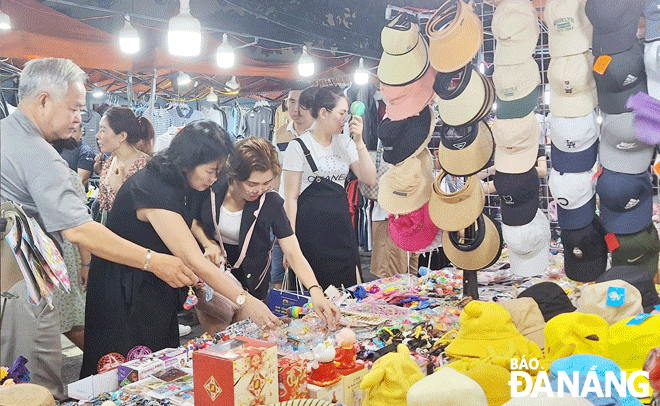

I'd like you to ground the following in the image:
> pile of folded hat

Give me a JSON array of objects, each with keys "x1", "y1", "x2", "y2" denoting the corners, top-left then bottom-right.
[
  {"x1": 543, "y1": 0, "x2": 608, "y2": 284},
  {"x1": 376, "y1": 1, "x2": 503, "y2": 270},
  {"x1": 586, "y1": 0, "x2": 659, "y2": 283},
  {"x1": 488, "y1": 0, "x2": 550, "y2": 278},
  {"x1": 428, "y1": 0, "x2": 503, "y2": 271}
]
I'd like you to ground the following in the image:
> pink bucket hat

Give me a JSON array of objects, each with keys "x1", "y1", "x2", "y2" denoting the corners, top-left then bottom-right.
[
  {"x1": 380, "y1": 66, "x2": 437, "y2": 121},
  {"x1": 388, "y1": 202, "x2": 439, "y2": 252}
]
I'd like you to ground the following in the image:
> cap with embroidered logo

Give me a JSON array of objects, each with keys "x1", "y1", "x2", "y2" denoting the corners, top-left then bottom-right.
[
  {"x1": 492, "y1": 112, "x2": 541, "y2": 174},
  {"x1": 596, "y1": 168, "x2": 653, "y2": 235},
  {"x1": 548, "y1": 111, "x2": 599, "y2": 173},
  {"x1": 492, "y1": 0, "x2": 540, "y2": 66},
  {"x1": 544, "y1": 0, "x2": 593, "y2": 58},
  {"x1": 593, "y1": 41, "x2": 647, "y2": 115},
  {"x1": 493, "y1": 167, "x2": 539, "y2": 226},
  {"x1": 502, "y1": 208, "x2": 550, "y2": 277},
  {"x1": 562, "y1": 215, "x2": 608, "y2": 282},
  {"x1": 609, "y1": 224, "x2": 660, "y2": 282},
  {"x1": 548, "y1": 169, "x2": 596, "y2": 230},
  {"x1": 599, "y1": 112, "x2": 654, "y2": 175},
  {"x1": 548, "y1": 51, "x2": 597, "y2": 118},
  {"x1": 493, "y1": 58, "x2": 541, "y2": 119}
]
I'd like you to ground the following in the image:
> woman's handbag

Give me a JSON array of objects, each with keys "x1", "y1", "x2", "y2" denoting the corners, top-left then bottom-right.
[{"x1": 359, "y1": 141, "x2": 390, "y2": 201}]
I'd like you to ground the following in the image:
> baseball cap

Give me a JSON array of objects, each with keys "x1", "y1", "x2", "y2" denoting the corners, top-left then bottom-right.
[
  {"x1": 429, "y1": 171, "x2": 485, "y2": 232},
  {"x1": 562, "y1": 215, "x2": 608, "y2": 282},
  {"x1": 438, "y1": 120, "x2": 494, "y2": 176},
  {"x1": 493, "y1": 58, "x2": 541, "y2": 102},
  {"x1": 461, "y1": 365, "x2": 512, "y2": 406},
  {"x1": 544, "y1": 0, "x2": 593, "y2": 58},
  {"x1": 442, "y1": 212, "x2": 503, "y2": 271},
  {"x1": 434, "y1": 64, "x2": 495, "y2": 126},
  {"x1": 500, "y1": 297, "x2": 546, "y2": 349},
  {"x1": 599, "y1": 112, "x2": 655, "y2": 175},
  {"x1": 493, "y1": 167, "x2": 540, "y2": 226},
  {"x1": 548, "y1": 169, "x2": 596, "y2": 230},
  {"x1": 596, "y1": 168, "x2": 653, "y2": 234},
  {"x1": 544, "y1": 312, "x2": 610, "y2": 361},
  {"x1": 593, "y1": 41, "x2": 647, "y2": 115},
  {"x1": 378, "y1": 14, "x2": 430, "y2": 86},
  {"x1": 576, "y1": 279, "x2": 644, "y2": 325},
  {"x1": 644, "y1": 41, "x2": 660, "y2": 100},
  {"x1": 378, "y1": 105, "x2": 434, "y2": 165},
  {"x1": 502, "y1": 208, "x2": 550, "y2": 277},
  {"x1": 518, "y1": 281, "x2": 576, "y2": 322},
  {"x1": 445, "y1": 300, "x2": 544, "y2": 359},
  {"x1": 610, "y1": 225, "x2": 660, "y2": 282},
  {"x1": 585, "y1": 0, "x2": 643, "y2": 56},
  {"x1": 492, "y1": 112, "x2": 541, "y2": 174},
  {"x1": 378, "y1": 148, "x2": 433, "y2": 215},
  {"x1": 597, "y1": 265, "x2": 660, "y2": 312},
  {"x1": 407, "y1": 367, "x2": 488, "y2": 406},
  {"x1": 380, "y1": 66, "x2": 436, "y2": 121},
  {"x1": 388, "y1": 202, "x2": 439, "y2": 252},
  {"x1": 426, "y1": 0, "x2": 483, "y2": 73},
  {"x1": 548, "y1": 51, "x2": 597, "y2": 118},
  {"x1": 495, "y1": 87, "x2": 540, "y2": 120},
  {"x1": 646, "y1": 0, "x2": 660, "y2": 41},
  {"x1": 548, "y1": 111, "x2": 599, "y2": 173},
  {"x1": 492, "y1": 0, "x2": 540, "y2": 66}
]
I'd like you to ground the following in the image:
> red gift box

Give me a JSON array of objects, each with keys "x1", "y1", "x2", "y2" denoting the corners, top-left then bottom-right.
[
  {"x1": 193, "y1": 337, "x2": 277, "y2": 406},
  {"x1": 277, "y1": 355, "x2": 308, "y2": 401}
]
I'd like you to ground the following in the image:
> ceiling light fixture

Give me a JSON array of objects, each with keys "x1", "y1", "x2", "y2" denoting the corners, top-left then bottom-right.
[
  {"x1": 226, "y1": 76, "x2": 240, "y2": 91},
  {"x1": 177, "y1": 71, "x2": 192, "y2": 86},
  {"x1": 92, "y1": 88, "x2": 105, "y2": 98},
  {"x1": 215, "y1": 33, "x2": 235, "y2": 69},
  {"x1": 206, "y1": 87, "x2": 218, "y2": 103},
  {"x1": 297, "y1": 46, "x2": 314, "y2": 77},
  {"x1": 354, "y1": 57, "x2": 368, "y2": 85},
  {"x1": 0, "y1": 10, "x2": 10, "y2": 31},
  {"x1": 118, "y1": 15, "x2": 140, "y2": 54},
  {"x1": 168, "y1": 0, "x2": 201, "y2": 57}
]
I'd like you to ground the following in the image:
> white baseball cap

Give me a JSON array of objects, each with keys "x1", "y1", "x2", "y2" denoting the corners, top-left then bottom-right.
[
  {"x1": 493, "y1": 112, "x2": 541, "y2": 174},
  {"x1": 599, "y1": 112, "x2": 654, "y2": 175},
  {"x1": 644, "y1": 41, "x2": 660, "y2": 100},
  {"x1": 502, "y1": 208, "x2": 551, "y2": 277},
  {"x1": 548, "y1": 169, "x2": 597, "y2": 230},
  {"x1": 548, "y1": 51, "x2": 597, "y2": 118},
  {"x1": 544, "y1": 0, "x2": 593, "y2": 58},
  {"x1": 549, "y1": 111, "x2": 599, "y2": 173},
  {"x1": 492, "y1": 0, "x2": 540, "y2": 66}
]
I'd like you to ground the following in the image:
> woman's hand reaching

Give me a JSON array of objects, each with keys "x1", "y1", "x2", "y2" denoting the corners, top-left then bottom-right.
[
  {"x1": 310, "y1": 289, "x2": 341, "y2": 330},
  {"x1": 236, "y1": 294, "x2": 282, "y2": 329},
  {"x1": 202, "y1": 241, "x2": 226, "y2": 267}
]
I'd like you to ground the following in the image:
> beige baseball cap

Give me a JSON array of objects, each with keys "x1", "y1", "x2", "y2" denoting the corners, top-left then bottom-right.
[
  {"x1": 492, "y1": 57, "x2": 541, "y2": 101},
  {"x1": 492, "y1": 0, "x2": 540, "y2": 66},
  {"x1": 378, "y1": 14, "x2": 430, "y2": 86},
  {"x1": 576, "y1": 279, "x2": 644, "y2": 325},
  {"x1": 544, "y1": 0, "x2": 592, "y2": 58},
  {"x1": 426, "y1": 0, "x2": 484, "y2": 73},
  {"x1": 492, "y1": 112, "x2": 541, "y2": 174},
  {"x1": 429, "y1": 171, "x2": 485, "y2": 232},
  {"x1": 548, "y1": 51, "x2": 597, "y2": 117},
  {"x1": 378, "y1": 148, "x2": 433, "y2": 215}
]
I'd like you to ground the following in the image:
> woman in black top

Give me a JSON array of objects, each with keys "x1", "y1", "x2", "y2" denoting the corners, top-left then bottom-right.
[
  {"x1": 81, "y1": 122, "x2": 280, "y2": 378},
  {"x1": 194, "y1": 137, "x2": 341, "y2": 334}
]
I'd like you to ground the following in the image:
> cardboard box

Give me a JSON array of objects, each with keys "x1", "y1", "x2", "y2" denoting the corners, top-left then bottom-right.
[
  {"x1": 152, "y1": 347, "x2": 191, "y2": 369},
  {"x1": 117, "y1": 357, "x2": 165, "y2": 387},
  {"x1": 277, "y1": 355, "x2": 308, "y2": 401},
  {"x1": 193, "y1": 336, "x2": 278, "y2": 406},
  {"x1": 67, "y1": 369, "x2": 118, "y2": 400},
  {"x1": 307, "y1": 380, "x2": 344, "y2": 404},
  {"x1": 341, "y1": 365, "x2": 368, "y2": 406}
]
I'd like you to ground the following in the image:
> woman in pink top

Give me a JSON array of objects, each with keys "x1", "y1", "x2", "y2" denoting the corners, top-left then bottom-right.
[{"x1": 96, "y1": 107, "x2": 154, "y2": 221}]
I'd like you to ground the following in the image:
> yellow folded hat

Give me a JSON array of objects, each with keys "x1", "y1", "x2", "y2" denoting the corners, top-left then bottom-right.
[{"x1": 544, "y1": 312, "x2": 609, "y2": 362}]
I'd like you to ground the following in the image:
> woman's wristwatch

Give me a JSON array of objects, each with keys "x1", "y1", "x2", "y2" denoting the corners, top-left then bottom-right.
[{"x1": 236, "y1": 291, "x2": 247, "y2": 307}]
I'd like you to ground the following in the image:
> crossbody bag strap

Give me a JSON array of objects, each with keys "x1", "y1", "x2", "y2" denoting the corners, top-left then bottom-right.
[
  {"x1": 292, "y1": 137, "x2": 318, "y2": 173},
  {"x1": 210, "y1": 188, "x2": 224, "y2": 249},
  {"x1": 233, "y1": 191, "x2": 269, "y2": 269}
]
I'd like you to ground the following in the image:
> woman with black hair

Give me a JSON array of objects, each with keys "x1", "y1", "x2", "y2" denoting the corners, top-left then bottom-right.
[
  {"x1": 80, "y1": 121, "x2": 280, "y2": 378},
  {"x1": 282, "y1": 87, "x2": 377, "y2": 289}
]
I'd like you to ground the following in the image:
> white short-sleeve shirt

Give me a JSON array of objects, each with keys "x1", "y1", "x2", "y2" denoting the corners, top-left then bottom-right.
[{"x1": 282, "y1": 131, "x2": 359, "y2": 196}]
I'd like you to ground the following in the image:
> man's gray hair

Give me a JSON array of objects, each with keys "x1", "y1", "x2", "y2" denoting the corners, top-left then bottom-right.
[{"x1": 18, "y1": 58, "x2": 87, "y2": 101}]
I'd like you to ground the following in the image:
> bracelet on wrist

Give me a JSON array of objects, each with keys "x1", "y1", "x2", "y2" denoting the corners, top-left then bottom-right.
[
  {"x1": 142, "y1": 249, "x2": 152, "y2": 271},
  {"x1": 356, "y1": 143, "x2": 367, "y2": 151},
  {"x1": 307, "y1": 284, "x2": 323, "y2": 293},
  {"x1": 82, "y1": 262, "x2": 91, "y2": 267}
]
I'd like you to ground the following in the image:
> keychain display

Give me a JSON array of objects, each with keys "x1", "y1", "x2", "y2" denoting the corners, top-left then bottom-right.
[{"x1": 183, "y1": 286, "x2": 198, "y2": 310}]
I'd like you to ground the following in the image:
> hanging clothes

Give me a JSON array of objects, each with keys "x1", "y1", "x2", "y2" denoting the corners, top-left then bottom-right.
[
  {"x1": 245, "y1": 105, "x2": 275, "y2": 141},
  {"x1": 81, "y1": 109, "x2": 101, "y2": 154},
  {"x1": 346, "y1": 82, "x2": 379, "y2": 150},
  {"x1": 168, "y1": 104, "x2": 204, "y2": 127}
]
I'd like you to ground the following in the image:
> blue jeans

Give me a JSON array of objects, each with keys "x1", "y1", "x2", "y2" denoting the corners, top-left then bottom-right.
[{"x1": 270, "y1": 238, "x2": 285, "y2": 284}]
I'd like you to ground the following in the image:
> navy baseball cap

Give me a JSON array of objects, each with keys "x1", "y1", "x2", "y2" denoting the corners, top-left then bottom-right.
[
  {"x1": 596, "y1": 168, "x2": 653, "y2": 234},
  {"x1": 493, "y1": 167, "x2": 539, "y2": 226},
  {"x1": 562, "y1": 215, "x2": 608, "y2": 282}
]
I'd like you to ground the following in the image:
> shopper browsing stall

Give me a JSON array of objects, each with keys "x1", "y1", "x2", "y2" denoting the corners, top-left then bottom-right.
[
  {"x1": 194, "y1": 137, "x2": 341, "y2": 333},
  {"x1": 80, "y1": 121, "x2": 280, "y2": 378},
  {"x1": 282, "y1": 86, "x2": 377, "y2": 289}
]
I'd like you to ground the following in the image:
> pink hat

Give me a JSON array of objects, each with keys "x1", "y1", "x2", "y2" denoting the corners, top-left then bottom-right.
[
  {"x1": 388, "y1": 202, "x2": 439, "y2": 252},
  {"x1": 380, "y1": 66, "x2": 437, "y2": 121}
]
